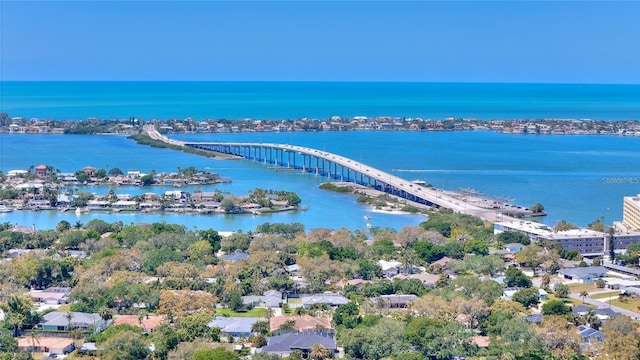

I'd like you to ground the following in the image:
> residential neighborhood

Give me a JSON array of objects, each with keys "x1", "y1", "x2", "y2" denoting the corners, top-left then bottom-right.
[
  {"x1": 1, "y1": 209, "x2": 640, "y2": 360},
  {"x1": 3, "y1": 114, "x2": 640, "y2": 137},
  {"x1": 0, "y1": 165, "x2": 303, "y2": 216}
]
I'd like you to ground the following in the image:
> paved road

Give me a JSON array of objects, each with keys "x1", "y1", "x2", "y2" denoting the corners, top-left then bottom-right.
[
  {"x1": 568, "y1": 293, "x2": 640, "y2": 320},
  {"x1": 143, "y1": 125, "x2": 521, "y2": 224}
]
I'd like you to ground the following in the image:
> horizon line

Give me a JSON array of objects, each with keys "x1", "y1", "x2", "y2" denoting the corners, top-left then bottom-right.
[{"x1": 2, "y1": 80, "x2": 640, "y2": 86}]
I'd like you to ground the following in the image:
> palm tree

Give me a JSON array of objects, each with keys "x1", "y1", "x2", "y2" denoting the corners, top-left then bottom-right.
[
  {"x1": 65, "y1": 311, "x2": 73, "y2": 332},
  {"x1": 293, "y1": 307, "x2": 307, "y2": 317},
  {"x1": 251, "y1": 320, "x2": 270, "y2": 335},
  {"x1": 99, "y1": 307, "x2": 113, "y2": 322},
  {"x1": 290, "y1": 350, "x2": 304, "y2": 360},
  {"x1": 29, "y1": 328, "x2": 41, "y2": 353},
  {"x1": 579, "y1": 291, "x2": 588, "y2": 304},
  {"x1": 309, "y1": 343, "x2": 328, "y2": 360}
]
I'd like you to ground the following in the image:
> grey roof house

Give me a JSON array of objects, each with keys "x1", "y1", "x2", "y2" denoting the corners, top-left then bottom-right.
[
  {"x1": 370, "y1": 294, "x2": 418, "y2": 308},
  {"x1": 260, "y1": 330, "x2": 337, "y2": 358},
  {"x1": 577, "y1": 325, "x2": 605, "y2": 342},
  {"x1": 558, "y1": 266, "x2": 607, "y2": 283},
  {"x1": 220, "y1": 252, "x2": 250, "y2": 262},
  {"x1": 208, "y1": 316, "x2": 264, "y2": 340},
  {"x1": 503, "y1": 243, "x2": 526, "y2": 253},
  {"x1": 38, "y1": 311, "x2": 108, "y2": 334},
  {"x1": 298, "y1": 293, "x2": 349, "y2": 309},
  {"x1": 242, "y1": 293, "x2": 282, "y2": 309}
]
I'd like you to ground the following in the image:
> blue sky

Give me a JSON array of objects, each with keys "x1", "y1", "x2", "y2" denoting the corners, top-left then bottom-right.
[{"x1": 1, "y1": 1, "x2": 639, "y2": 83}]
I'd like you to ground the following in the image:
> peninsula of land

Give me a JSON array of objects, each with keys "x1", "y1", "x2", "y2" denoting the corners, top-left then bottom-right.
[
  {"x1": 2, "y1": 112, "x2": 640, "y2": 136},
  {"x1": 0, "y1": 165, "x2": 302, "y2": 215}
]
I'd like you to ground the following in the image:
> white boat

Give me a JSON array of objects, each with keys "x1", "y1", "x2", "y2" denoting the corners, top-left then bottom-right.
[
  {"x1": 363, "y1": 214, "x2": 371, "y2": 221},
  {"x1": 0, "y1": 206, "x2": 13, "y2": 213}
]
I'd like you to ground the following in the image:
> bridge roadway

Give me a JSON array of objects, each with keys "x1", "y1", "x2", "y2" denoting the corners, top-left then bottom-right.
[{"x1": 143, "y1": 125, "x2": 516, "y2": 223}]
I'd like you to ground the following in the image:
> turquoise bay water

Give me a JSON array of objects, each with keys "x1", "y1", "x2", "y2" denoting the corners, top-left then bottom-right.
[
  {"x1": 0, "y1": 134, "x2": 426, "y2": 232},
  {"x1": 0, "y1": 81, "x2": 638, "y2": 232},
  {"x1": 2, "y1": 81, "x2": 639, "y2": 120},
  {"x1": 0, "y1": 131, "x2": 639, "y2": 232}
]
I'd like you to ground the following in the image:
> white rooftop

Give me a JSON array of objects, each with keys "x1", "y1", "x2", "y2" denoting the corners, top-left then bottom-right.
[{"x1": 495, "y1": 221, "x2": 606, "y2": 239}]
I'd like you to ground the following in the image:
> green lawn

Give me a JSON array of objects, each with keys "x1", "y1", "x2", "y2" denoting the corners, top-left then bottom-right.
[
  {"x1": 546, "y1": 293, "x2": 582, "y2": 306},
  {"x1": 590, "y1": 291, "x2": 620, "y2": 300},
  {"x1": 216, "y1": 308, "x2": 268, "y2": 317},
  {"x1": 55, "y1": 304, "x2": 72, "y2": 312},
  {"x1": 608, "y1": 298, "x2": 640, "y2": 314},
  {"x1": 567, "y1": 283, "x2": 601, "y2": 294}
]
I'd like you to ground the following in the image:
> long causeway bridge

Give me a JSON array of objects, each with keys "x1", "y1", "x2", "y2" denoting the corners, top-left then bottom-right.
[{"x1": 144, "y1": 125, "x2": 514, "y2": 223}]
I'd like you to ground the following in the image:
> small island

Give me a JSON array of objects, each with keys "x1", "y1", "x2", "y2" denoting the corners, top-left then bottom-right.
[{"x1": 0, "y1": 165, "x2": 303, "y2": 215}]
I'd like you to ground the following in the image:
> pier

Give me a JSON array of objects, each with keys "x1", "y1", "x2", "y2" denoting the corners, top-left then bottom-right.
[{"x1": 143, "y1": 125, "x2": 520, "y2": 224}]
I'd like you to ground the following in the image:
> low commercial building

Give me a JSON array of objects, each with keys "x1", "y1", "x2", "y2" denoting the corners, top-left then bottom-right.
[{"x1": 494, "y1": 221, "x2": 607, "y2": 254}]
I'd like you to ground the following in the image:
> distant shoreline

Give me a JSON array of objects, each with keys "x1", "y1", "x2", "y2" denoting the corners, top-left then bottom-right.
[{"x1": 2, "y1": 116, "x2": 640, "y2": 136}]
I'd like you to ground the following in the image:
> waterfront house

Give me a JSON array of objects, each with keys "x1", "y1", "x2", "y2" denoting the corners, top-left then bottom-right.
[
  {"x1": 56, "y1": 194, "x2": 73, "y2": 207},
  {"x1": 87, "y1": 200, "x2": 109, "y2": 210},
  {"x1": 112, "y1": 200, "x2": 138, "y2": 209},
  {"x1": 164, "y1": 190, "x2": 189, "y2": 201},
  {"x1": 7, "y1": 169, "x2": 28, "y2": 177},
  {"x1": 8, "y1": 124, "x2": 23, "y2": 133},
  {"x1": 83, "y1": 166, "x2": 97, "y2": 176},
  {"x1": 139, "y1": 201, "x2": 162, "y2": 211},
  {"x1": 28, "y1": 199, "x2": 50, "y2": 209},
  {"x1": 240, "y1": 203, "x2": 262, "y2": 212},
  {"x1": 35, "y1": 164, "x2": 48, "y2": 178},
  {"x1": 116, "y1": 194, "x2": 134, "y2": 201},
  {"x1": 191, "y1": 192, "x2": 218, "y2": 202}
]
